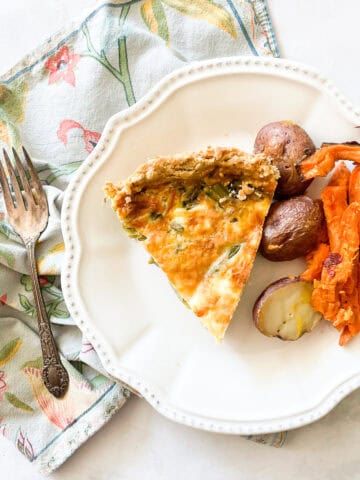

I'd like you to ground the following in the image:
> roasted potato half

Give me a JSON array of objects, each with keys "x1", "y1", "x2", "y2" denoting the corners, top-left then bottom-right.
[
  {"x1": 260, "y1": 196, "x2": 325, "y2": 261},
  {"x1": 253, "y1": 277, "x2": 322, "y2": 341},
  {"x1": 254, "y1": 121, "x2": 315, "y2": 198}
]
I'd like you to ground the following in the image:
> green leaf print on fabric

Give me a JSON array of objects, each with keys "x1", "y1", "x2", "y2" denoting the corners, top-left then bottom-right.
[
  {"x1": 141, "y1": 0, "x2": 170, "y2": 44},
  {"x1": 42, "y1": 278, "x2": 70, "y2": 320},
  {"x1": 19, "y1": 275, "x2": 70, "y2": 320},
  {"x1": 70, "y1": 360, "x2": 83, "y2": 375},
  {"x1": 18, "y1": 293, "x2": 70, "y2": 320},
  {"x1": 0, "y1": 338, "x2": 23, "y2": 367},
  {"x1": 0, "y1": 81, "x2": 27, "y2": 147},
  {"x1": 0, "y1": 82, "x2": 27, "y2": 123},
  {"x1": 36, "y1": 161, "x2": 83, "y2": 185},
  {"x1": 164, "y1": 0, "x2": 237, "y2": 38},
  {"x1": 47, "y1": 302, "x2": 69, "y2": 319},
  {"x1": 20, "y1": 275, "x2": 34, "y2": 292},
  {"x1": 41, "y1": 280, "x2": 62, "y2": 298},
  {"x1": 90, "y1": 374, "x2": 111, "y2": 389},
  {"x1": 0, "y1": 247, "x2": 15, "y2": 268},
  {"x1": 21, "y1": 357, "x2": 43, "y2": 370},
  {"x1": 5, "y1": 392, "x2": 34, "y2": 413},
  {"x1": 82, "y1": 5, "x2": 136, "y2": 106},
  {"x1": 19, "y1": 294, "x2": 35, "y2": 315},
  {"x1": 45, "y1": 161, "x2": 83, "y2": 185},
  {"x1": 141, "y1": 0, "x2": 237, "y2": 43},
  {"x1": 21, "y1": 274, "x2": 57, "y2": 293},
  {"x1": 0, "y1": 220, "x2": 19, "y2": 241}
]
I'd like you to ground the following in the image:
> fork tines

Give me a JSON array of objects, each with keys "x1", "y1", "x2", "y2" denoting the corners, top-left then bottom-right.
[{"x1": 0, "y1": 147, "x2": 47, "y2": 212}]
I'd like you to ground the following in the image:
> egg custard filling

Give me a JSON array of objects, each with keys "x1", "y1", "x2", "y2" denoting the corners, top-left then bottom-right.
[{"x1": 104, "y1": 147, "x2": 278, "y2": 340}]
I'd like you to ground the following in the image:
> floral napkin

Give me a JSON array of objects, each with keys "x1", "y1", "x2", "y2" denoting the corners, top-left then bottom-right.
[{"x1": 0, "y1": 0, "x2": 282, "y2": 474}]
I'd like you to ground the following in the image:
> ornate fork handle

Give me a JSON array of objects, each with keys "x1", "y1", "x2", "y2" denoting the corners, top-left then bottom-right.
[{"x1": 26, "y1": 241, "x2": 69, "y2": 398}]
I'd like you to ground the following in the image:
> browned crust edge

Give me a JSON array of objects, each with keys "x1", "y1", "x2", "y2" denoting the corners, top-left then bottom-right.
[{"x1": 104, "y1": 147, "x2": 279, "y2": 200}]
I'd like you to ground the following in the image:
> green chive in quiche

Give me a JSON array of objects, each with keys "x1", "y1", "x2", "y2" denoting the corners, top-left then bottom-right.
[{"x1": 104, "y1": 147, "x2": 278, "y2": 340}]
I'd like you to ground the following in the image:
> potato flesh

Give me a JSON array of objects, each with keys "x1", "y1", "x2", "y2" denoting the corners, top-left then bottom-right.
[{"x1": 258, "y1": 281, "x2": 322, "y2": 340}]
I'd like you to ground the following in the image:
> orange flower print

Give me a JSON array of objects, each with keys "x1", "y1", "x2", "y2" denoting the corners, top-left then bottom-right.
[
  {"x1": 23, "y1": 366, "x2": 104, "y2": 429},
  {"x1": 45, "y1": 45, "x2": 81, "y2": 86},
  {"x1": 57, "y1": 119, "x2": 101, "y2": 153}
]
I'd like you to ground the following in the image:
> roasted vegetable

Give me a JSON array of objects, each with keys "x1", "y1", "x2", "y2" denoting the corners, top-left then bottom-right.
[
  {"x1": 300, "y1": 160, "x2": 360, "y2": 346},
  {"x1": 122, "y1": 225, "x2": 147, "y2": 241},
  {"x1": 311, "y1": 202, "x2": 360, "y2": 346},
  {"x1": 299, "y1": 143, "x2": 360, "y2": 180},
  {"x1": 300, "y1": 243, "x2": 330, "y2": 282},
  {"x1": 260, "y1": 196, "x2": 325, "y2": 261},
  {"x1": 254, "y1": 121, "x2": 315, "y2": 198},
  {"x1": 253, "y1": 277, "x2": 322, "y2": 340}
]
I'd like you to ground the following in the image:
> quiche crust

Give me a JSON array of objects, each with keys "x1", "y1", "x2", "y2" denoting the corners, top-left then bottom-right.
[
  {"x1": 105, "y1": 147, "x2": 278, "y2": 340},
  {"x1": 105, "y1": 146, "x2": 277, "y2": 198}
]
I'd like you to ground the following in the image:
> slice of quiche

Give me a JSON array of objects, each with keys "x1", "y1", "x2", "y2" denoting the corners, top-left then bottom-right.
[{"x1": 104, "y1": 147, "x2": 278, "y2": 340}]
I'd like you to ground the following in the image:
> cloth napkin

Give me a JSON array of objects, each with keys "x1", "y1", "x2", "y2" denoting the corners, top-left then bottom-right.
[{"x1": 0, "y1": 0, "x2": 282, "y2": 474}]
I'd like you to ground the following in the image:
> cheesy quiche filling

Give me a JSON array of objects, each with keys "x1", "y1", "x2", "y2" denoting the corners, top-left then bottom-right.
[{"x1": 105, "y1": 147, "x2": 278, "y2": 340}]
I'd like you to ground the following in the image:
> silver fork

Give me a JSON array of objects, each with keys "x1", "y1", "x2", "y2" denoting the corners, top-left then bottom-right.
[{"x1": 0, "y1": 147, "x2": 69, "y2": 398}]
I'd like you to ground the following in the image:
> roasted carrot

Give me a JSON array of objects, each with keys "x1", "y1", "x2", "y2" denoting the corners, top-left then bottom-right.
[
  {"x1": 333, "y1": 202, "x2": 360, "y2": 283},
  {"x1": 311, "y1": 203, "x2": 360, "y2": 328},
  {"x1": 301, "y1": 148, "x2": 360, "y2": 345},
  {"x1": 300, "y1": 145, "x2": 360, "y2": 180},
  {"x1": 349, "y1": 165, "x2": 360, "y2": 203},
  {"x1": 300, "y1": 243, "x2": 330, "y2": 282},
  {"x1": 328, "y1": 161, "x2": 350, "y2": 188},
  {"x1": 339, "y1": 325, "x2": 353, "y2": 346},
  {"x1": 311, "y1": 282, "x2": 339, "y2": 322},
  {"x1": 322, "y1": 141, "x2": 360, "y2": 148},
  {"x1": 339, "y1": 202, "x2": 360, "y2": 281},
  {"x1": 338, "y1": 260, "x2": 360, "y2": 345},
  {"x1": 295, "y1": 142, "x2": 360, "y2": 344},
  {"x1": 321, "y1": 186, "x2": 348, "y2": 251},
  {"x1": 334, "y1": 271, "x2": 360, "y2": 345}
]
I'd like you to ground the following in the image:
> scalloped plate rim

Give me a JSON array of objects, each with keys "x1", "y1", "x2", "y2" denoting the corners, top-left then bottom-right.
[{"x1": 61, "y1": 56, "x2": 360, "y2": 434}]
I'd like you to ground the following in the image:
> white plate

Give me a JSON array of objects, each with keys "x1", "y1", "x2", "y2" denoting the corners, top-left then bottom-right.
[{"x1": 62, "y1": 56, "x2": 360, "y2": 434}]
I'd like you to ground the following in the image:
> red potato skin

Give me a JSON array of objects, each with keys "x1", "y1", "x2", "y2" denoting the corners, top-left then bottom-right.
[
  {"x1": 254, "y1": 121, "x2": 315, "y2": 199},
  {"x1": 260, "y1": 196, "x2": 325, "y2": 262},
  {"x1": 252, "y1": 277, "x2": 297, "y2": 332}
]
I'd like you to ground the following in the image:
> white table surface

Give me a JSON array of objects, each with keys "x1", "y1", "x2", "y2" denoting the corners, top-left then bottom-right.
[{"x1": 1, "y1": 1, "x2": 360, "y2": 479}]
